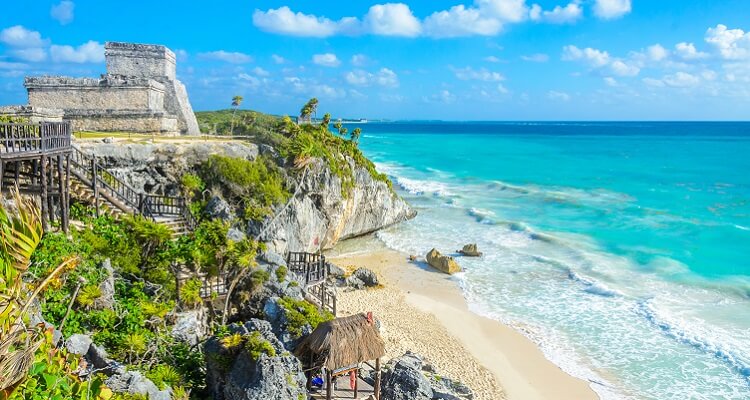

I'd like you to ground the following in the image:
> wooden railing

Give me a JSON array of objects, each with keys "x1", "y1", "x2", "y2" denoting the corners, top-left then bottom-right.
[
  {"x1": 0, "y1": 122, "x2": 72, "y2": 158},
  {"x1": 70, "y1": 144, "x2": 194, "y2": 226},
  {"x1": 287, "y1": 252, "x2": 327, "y2": 286},
  {"x1": 306, "y1": 282, "x2": 337, "y2": 316}
]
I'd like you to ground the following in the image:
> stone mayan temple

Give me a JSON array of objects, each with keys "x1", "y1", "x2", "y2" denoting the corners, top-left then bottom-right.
[{"x1": 21, "y1": 42, "x2": 200, "y2": 135}]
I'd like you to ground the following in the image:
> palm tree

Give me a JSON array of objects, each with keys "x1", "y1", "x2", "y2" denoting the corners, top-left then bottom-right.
[
  {"x1": 320, "y1": 113, "x2": 331, "y2": 131},
  {"x1": 299, "y1": 98, "x2": 319, "y2": 124},
  {"x1": 230, "y1": 95, "x2": 244, "y2": 134},
  {"x1": 0, "y1": 188, "x2": 76, "y2": 397},
  {"x1": 350, "y1": 127, "x2": 362, "y2": 144}
]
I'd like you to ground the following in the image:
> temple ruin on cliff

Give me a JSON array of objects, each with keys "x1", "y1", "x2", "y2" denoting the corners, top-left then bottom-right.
[{"x1": 20, "y1": 42, "x2": 200, "y2": 135}]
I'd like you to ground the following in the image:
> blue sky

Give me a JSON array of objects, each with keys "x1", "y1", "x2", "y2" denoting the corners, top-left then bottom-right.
[{"x1": 1, "y1": 0, "x2": 749, "y2": 120}]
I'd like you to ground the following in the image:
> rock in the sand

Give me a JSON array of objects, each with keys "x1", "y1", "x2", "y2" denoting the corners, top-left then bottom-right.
[
  {"x1": 381, "y1": 352, "x2": 434, "y2": 400},
  {"x1": 327, "y1": 262, "x2": 346, "y2": 278},
  {"x1": 381, "y1": 352, "x2": 474, "y2": 400},
  {"x1": 353, "y1": 268, "x2": 379, "y2": 287},
  {"x1": 409, "y1": 255, "x2": 419, "y2": 262},
  {"x1": 345, "y1": 275, "x2": 366, "y2": 290},
  {"x1": 458, "y1": 244, "x2": 482, "y2": 257},
  {"x1": 426, "y1": 249, "x2": 461, "y2": 275}
]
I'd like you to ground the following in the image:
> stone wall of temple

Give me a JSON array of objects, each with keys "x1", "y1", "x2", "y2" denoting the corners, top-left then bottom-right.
[
  {"x1": 22, "y1": 41, "x2": 199, "y2": 135},
  {"x1": 26, "y1": 76, "x2": 166, "y2": 111}
]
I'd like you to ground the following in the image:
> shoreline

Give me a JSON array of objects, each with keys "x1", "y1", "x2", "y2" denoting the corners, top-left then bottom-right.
[{"x1": 328, "y1": 244, "x2": 598, "y2": 400}]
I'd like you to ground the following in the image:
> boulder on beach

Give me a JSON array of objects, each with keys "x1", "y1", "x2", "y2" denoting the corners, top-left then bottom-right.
[
  {"x1": 425, "y1": 249, "x2": 461, "y2": 275},
  {"x1": 458, "y1": 244, "x2": 483, "y2": 257}
]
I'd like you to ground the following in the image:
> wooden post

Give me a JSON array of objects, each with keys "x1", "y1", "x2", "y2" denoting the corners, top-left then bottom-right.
[
  {"x1": 374, "y1": 358, "x2": 381, "y2": 400},
  {"x1": 57, "y1": 155, "x2": 68, "y2": 233},
  {"x1": 65, "y1": 153, "x2": 70, "y2": 229},
  {"x1": 13, "y1": 161, "x2": 19, "y2": 185},
  {"x1": 47, "y1": 157, "x2": 54, "y2": 224},
  {"x1": 91, "y1": 158, "x2": 99, "y2": 217},
  {"x1": 326, "y1": 370, "x2": 333, "y2": 400},
  {"x1": 354, "y1": 368, "x2": 358, "y2": 398},
  {"x1": 0, "y1": 161, "x2": 4, "y2": 193},
  {"x1": 40, "y1": 155, "x2": 48, "y2": 231}
]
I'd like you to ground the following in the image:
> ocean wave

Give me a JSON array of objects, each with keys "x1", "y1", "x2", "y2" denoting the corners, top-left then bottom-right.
[
  {"x1": 567, "y1": 269, "x2": 620, "y2": 298},
  {"x1": 735, "y1": 224, "x2": 750, "y2": 231},
  {"x1": 636, "y1": 299, "x2": 750, "y2": 379},
  {"x1": 467, "y1": 207, "x2": 496, "y2": 224},
  {"x1": 394, "y1": 176, "x2": 453, "y2": 196}
]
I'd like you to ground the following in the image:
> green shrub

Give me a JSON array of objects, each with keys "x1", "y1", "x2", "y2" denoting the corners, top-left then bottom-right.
[
  {"x1": 181, "y1": 173, "x2": 204, "y2": 195},
  {"x1": 244, "y1": 331, "x2": 276, "y2": 360},
  {"x1": 202, "y1": 155, "x2": 290, "y2": 222},
  {"x1": 180, "y1": 278, "x2": 203, "y2": 308},
  {"x1": 277, "y1": 296, "x2": 334, "y2": 338},
  {"x1": 275, "y1": 265, "x2": 288, "y2": 282},
  {"x1": 77, "y1": 284, "x2": 102, "y2": 308}
]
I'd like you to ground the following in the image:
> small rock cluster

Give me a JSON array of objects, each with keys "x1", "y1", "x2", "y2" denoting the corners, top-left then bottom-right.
[
  {"x1": 204, "y1": 319, "x2": 307, "y2": 400},
  {"x1": 380, "y1": 352, "x2": 473, "y2": 400},
  {"x1": 65, "y1": 334, "x2": 172, "y2": 400},
  {"x1": 426, "y1": 248, "x2": 462, "y2": 275}
]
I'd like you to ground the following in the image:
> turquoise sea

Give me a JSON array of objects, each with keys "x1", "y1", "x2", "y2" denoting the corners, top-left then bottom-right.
[{"x1": 352, "y1": 122, "x2": 750, "y2": 400}]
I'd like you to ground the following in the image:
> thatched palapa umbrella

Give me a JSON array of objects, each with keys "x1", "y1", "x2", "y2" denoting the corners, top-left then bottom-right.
[{"x1": 295, "y1": 313, "x2": 385, "y2": 400}]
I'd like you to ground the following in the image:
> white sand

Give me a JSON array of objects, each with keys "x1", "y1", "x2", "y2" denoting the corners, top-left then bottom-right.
[{"x1": 329, "y1": 248, "x2": 598, "y2": 400}]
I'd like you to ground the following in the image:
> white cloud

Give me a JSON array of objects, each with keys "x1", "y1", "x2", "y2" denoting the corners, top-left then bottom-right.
[
  {"x1": 0, "y1": 26, "x2": 45, "y2": 48},
  {"x1": 253, "y1": 7, "x2": 343, "y2": 38},
  {"x1": 674, "y1": 42, "x2": 709, "y2": 60},
  {"x1": 252, "y1": 67, "x2": 270, "y2": 77},
  {"x1": 284, "y1": 76, "x2": 345, "y2": 99},
  {"x1": 237, "y1": 73, "x2": 261, "y2": 88},
  {"x1": 11, "y1": 48, "x2": 47, "y2": 62},
  {"x1": 643, "y1": 77, "x2": 665, "y2": 88},
  {"x1": 453, "y1": 66, "x2": 505, "y2": 81},
  {"x1": 313, "y1": 53, "x2": 341, "y2": 67},
  {"x1": 705, "y1": 24, "x2": 750, "y2": 60},
  {"x1": 529, "y1": 2, "x2": 583, "y2": 24},
  {"x1": 435, "y1": 90, "x2": 456, "y2": 103},
  {"x1": 199, "y1": 51, "x2": 253, "y2": 64},
  {"x1": 610, "y1": 60, "x2": 639, "y2": 76},
  {"x1": 0, "y1": 61, "x2": 29, "y2": 70},
  {"x1": 645, "y1": 72, "x2": 701, "y2": 88},
  {"x1": 663, "y1": 72, "x2": 700, "y2": 88},
  {"x1": 476, "y1": 0, "x2": 529, "y2": 23},
  {"x1": 604, "y1": 77, "x2": 619, "y2": 87},
  {"x1": 50, "y1": 41, "x2": 104, "y2": 63},
  {"x1": 351, "y1": 54, "x2": 369, "y2": 66},
  {"x1": 497, "y1": 83, "x2": 510, "y2": 94},
  {"x1": 51, "y1": 1, "x2": 75, "y2": 25},
  {"x1": 272, "y1": 54, "x2": 286, "y2": 64},
  {"x1": 547, "y1": 90, "x2": 571, "y2": 101},
  {"x1": 345, "y1": 68, "x2": 399, "y2": 87},
  {"x1": 423, "y1": 5, "x2": 502, "y2": 38},
  {"x1": 593, "y1": 0, "x2": 631, "y2": 20},
  {"x1": 562, "y1": 45, "x2": 610, "y2": 67},
  {"x1": 521, "y1": 53, "x2": 549, "y2": 62},
  {"x1": 647, "y1": 44, "x2": 669, "y2": 62},
  {"x1": 484, "y1": 55, "x2": 501, "y2": 63},
  {"x1": 174, "y1": 49, "x2": 188, "y2": 62},
  {"x1": 364, "y1": 3, "x2": 421, "y2": 37}
]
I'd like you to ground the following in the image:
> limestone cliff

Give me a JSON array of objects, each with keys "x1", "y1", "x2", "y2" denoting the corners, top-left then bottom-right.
[{"x1": 77, "y1": 141, "x2": 415, "y2": 252}]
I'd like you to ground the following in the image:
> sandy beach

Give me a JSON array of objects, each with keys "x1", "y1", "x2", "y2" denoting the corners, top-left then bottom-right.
[{"x1": 328, "y1": 245, "x2": 598, "y2": 400}]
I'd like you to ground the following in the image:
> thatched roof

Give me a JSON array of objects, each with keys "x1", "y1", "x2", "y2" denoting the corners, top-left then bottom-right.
[{"x1": 295, "y1": 313, "x2": 386, "y2": 371}]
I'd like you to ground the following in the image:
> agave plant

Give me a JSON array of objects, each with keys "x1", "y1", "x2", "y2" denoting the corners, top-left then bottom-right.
[{"x1": 0, "y1": 188, "x2": 77, "y2": 396}]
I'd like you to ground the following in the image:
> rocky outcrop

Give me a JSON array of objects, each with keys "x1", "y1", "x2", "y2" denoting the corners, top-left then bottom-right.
[
  {"x1": 93, "y1": 259, "x2": 116, "y2": 310},
  {"x1": 458, "y1": 244, "x2": 482, "y2": 257},
  {"x1": 76, "y1": 141, "x2": 259, "y2": 194},
  {"x1": 262, "y1": 158, "x2": 416, "y2": 254},
  {"x1": 170, "y1": 307, "x2": 209, "y2": 347},
  {"x1": 426, "y1": 249, "x2": 461, "y2": 275},
  {"x1": 381, "y1": 352, "x2": 473, "y2": 400},
  {"x1": 205, "y1": 319, "x2": 307, "y2": 400},
  {"x1": 79, "y1": 141, "x2": 415, "y2": 254}
]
